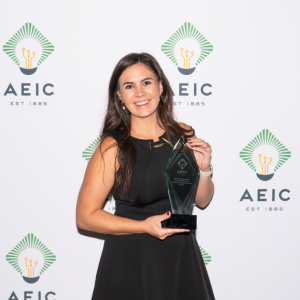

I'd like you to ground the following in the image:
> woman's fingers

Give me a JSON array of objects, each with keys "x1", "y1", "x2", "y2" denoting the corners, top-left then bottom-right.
[
  {"x1": 186, "y1": 139, "x2": 212, "y2": 170},
  {"x1": 187, "y1": 143, "x2": 210, "y2": 154},
  {"x1": 188, "y1": 139, "x2": 212, "y2": 150},
  {"x1": 144, "y1": 213, "x2": 190, "y2": 240},
  {"x1": 159, "y1": 211, "x2": 171, "y2": 221},
  {"x1": 157, "y1": 213, "x2": 190, "y2": 240},
  {"x1": 161, "y1": 228, "x2": 190, "y2": 235},
  {"x1": 158, "y1": 228, "x2": 190, "y2": 240}
]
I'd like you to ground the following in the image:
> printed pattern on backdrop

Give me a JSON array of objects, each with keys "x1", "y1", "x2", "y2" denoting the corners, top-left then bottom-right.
[
  {"x1": 239, "y1": 129, "x2": 291, "y2": 182},
  {"x1": 3, "y1": 22, "x2": 54, "y2": 76},
  {"x1": 161, "y1": 22, "x2": 213, "y2": 75},
  {"x1": 239, "y1": 129, "x2": 292, "y2": 208},
  {"x1": 6, "y1": 233, "x2": 56, "y2": 284},
  {"x1": 161, "y1": 22, "x2": 213, "y2": 109}
]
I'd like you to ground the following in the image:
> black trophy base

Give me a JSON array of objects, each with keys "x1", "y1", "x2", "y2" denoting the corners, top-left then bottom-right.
[{"x1": 163, "y1": 214, "x2": 197, "y2": 230}]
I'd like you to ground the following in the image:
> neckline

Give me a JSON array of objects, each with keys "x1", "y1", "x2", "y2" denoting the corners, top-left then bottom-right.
[{"x1": 130, "y1": 130, "x2": 167, "y2": 144}]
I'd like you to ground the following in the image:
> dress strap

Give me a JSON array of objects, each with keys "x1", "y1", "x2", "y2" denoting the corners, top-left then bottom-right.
[{"x1": 107, "y1": 128, "x2": 122, "y2": 141}]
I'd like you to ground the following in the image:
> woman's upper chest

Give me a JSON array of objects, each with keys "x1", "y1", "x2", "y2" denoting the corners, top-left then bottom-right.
[{"x1": 130, "y1": 139, "x2": 174, "y2": 206}]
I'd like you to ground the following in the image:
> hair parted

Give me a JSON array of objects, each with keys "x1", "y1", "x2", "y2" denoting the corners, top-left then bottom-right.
[{"x1": 99, "y1": 52, "x2": 194, "y2": 199}]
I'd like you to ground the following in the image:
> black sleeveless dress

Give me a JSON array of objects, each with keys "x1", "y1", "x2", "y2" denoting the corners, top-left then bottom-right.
[{"x1": 91, "y1": 129, "x2": 215, "y2": 300}]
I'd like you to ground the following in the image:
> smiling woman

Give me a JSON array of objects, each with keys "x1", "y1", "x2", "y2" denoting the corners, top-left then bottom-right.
[{"x1": 76, "y1": 52, "x2": 215, "y2": 300}]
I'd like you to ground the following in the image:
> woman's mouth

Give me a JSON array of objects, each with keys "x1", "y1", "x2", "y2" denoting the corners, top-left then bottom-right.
[{"x1": 135, "y1": 99, "x2": 151, "y2": 106}]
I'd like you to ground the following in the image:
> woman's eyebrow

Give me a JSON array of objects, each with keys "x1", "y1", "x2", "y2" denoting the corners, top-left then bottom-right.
[
  {"x1": 122, "y1": 77, "x2": 154, "y2": 86},
  {"x1": 141, "y1": 77, "x2": 154, "y2": 82}
]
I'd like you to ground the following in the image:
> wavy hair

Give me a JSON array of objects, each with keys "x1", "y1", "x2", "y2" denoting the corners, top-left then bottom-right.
[{"x1": 99, "y1": 52, "x2": 194, "y2": 199}]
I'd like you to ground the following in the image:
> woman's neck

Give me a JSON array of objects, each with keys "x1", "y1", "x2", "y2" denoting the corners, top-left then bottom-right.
[{"x1": 130, "y1": 113, "x2": 165, "y2": 142}]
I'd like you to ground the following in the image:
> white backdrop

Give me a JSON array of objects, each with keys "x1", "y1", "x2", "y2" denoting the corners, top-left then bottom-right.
[{"x1": 1, "y1": 0, "x2": 300, "y2": 299}]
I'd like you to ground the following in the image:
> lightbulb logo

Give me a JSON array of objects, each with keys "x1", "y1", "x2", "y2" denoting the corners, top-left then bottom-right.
[
  {"x1": 3, "y1": 22, "x2": 54, "y2": 75},
  {"x1": 82, "y1": 136, "x2": 100, "y2": 161},
  {"x1": 161, "y1": 22, "x2": 213, "y2": 75},
  {"x1": 239, "y1": 129, "x2": 291, "y2": 181},
  {"x1": 177, "y1": 158, "x2": 188, "y2": 169},
  {"x1": 6, "y1": 233, "x2": 56, "y2": 284}
]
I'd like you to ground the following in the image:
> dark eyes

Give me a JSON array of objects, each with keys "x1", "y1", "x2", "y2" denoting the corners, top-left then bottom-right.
[{"x1": 125, "y1": 81, "x2": 151, "y2": 89}]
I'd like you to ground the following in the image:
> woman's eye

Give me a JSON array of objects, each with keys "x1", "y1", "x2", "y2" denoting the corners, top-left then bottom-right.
[
  {"x1": 144, "y1": 81, "x2": 151, "y2": 86},
  {"x1": 125, "y1": 85, "x2": 133, "y2": 89}
]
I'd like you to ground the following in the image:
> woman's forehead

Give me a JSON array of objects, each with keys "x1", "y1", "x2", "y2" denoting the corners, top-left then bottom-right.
[{"x1": 119, "y1": 64, "x2": 156, "y2": 82}]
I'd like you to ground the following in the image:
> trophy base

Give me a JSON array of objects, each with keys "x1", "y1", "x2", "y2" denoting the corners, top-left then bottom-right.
[{"x1": 163, "y1": 214, "x2": 197, "y2": 230}]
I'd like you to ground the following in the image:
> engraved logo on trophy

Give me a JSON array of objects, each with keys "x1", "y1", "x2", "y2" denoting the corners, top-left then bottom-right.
[{"x1": 177, "y1": 158, "x2": 187, "y2": 169}]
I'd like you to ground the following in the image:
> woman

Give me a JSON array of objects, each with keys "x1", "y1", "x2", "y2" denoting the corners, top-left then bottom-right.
[{"x1": 76, "y1": 52, "x2": 215, "y2": 300}]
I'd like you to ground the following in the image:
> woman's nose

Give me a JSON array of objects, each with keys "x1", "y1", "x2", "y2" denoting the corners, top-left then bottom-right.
[{"x1": 135, "y1": 86, "x2": 145, "y2": 97}]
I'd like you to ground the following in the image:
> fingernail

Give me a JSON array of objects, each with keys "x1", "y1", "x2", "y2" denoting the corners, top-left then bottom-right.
[
  {"x1": 191, "y1": 145, "x2": 194, "y2": 148},
  {"x1": 167, "y1": 211, "x2": 170, "y2": 216}
]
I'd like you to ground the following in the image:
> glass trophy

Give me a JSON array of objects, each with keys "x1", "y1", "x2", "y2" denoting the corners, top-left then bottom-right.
[{"x1": 164, "y1": 136, "x2": 200, "y2": 229}]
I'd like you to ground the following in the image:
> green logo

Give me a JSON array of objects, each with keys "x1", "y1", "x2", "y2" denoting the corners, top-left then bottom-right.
[
  {"x1": 161, "y1": 22, "x2": 213, "y2": 75},
  {"x1": 200, "y1": 246, "x2": 211, "y2": 265},
  {"x1": 82, "y1": 136, "x2": 100, "y2": 161},
  {"x1": 6, "y1": 233, "x2": 56, "y2": 284},
  {"x1": 3, "y1": 22, "x2": 54, "y2": 75},
  {"x1": 239, "y1": 129, "x2": 291, "y2": 181}
]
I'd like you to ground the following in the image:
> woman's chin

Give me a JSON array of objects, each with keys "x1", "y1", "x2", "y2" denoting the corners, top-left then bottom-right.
[{"x1": 132, "y1": 108, "x2": 157, "y2": 118}]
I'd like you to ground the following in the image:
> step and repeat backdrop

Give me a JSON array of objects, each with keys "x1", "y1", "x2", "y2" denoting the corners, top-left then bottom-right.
[{"x1": 1, "y1": 0, "x2": 299, "y2": 299}]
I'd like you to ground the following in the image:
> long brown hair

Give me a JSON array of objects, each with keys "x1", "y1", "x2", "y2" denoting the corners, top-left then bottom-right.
[{"x1": 100, "y1": 52, "x2": 194, "y2": 199}]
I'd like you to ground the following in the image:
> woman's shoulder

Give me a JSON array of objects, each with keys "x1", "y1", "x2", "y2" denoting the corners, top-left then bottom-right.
[
  {"x1": 100, "y1": 135, "x2": 118, "y2": 150},
  {"x1": 87, "y1": 135, "x2": 118, "y2": 173}
]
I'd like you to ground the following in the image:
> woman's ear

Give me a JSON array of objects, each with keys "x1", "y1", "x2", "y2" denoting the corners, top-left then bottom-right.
[
  {"x1": 117, "y1": 91, "x2": 122, "y2": 100},
  {"x1": 159, "y1": 81, "x2": 163, "y2": 95}
]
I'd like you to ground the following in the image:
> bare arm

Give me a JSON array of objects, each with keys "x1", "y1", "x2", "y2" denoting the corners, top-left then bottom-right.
[
  {"x1": 76, "y1": 137, "x2": 145, "y2": 235},
  {"x1": 76, "y1": 137, "x2": 189, "y2": 239},
  {"x1": 178, "y1": 122, "x2": 214, "y2": 208}
]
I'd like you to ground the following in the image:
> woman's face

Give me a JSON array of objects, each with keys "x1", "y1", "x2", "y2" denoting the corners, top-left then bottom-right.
[{"x1": 117, "y1": 63, "x2": 163, "y2": 118}]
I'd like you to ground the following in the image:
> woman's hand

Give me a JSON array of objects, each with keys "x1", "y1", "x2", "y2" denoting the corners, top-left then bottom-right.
[
  {"x1": 186, "y1": 138, "x2": 212, "y2": 171},
  {"x1": 142, "y1": 212, "x2": 190, "y2": 240}
]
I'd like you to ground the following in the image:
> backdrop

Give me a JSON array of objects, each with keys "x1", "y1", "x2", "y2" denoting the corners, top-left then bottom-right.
[{"x1": 1, "y1": 0, "x2": 299, "y2": 299}]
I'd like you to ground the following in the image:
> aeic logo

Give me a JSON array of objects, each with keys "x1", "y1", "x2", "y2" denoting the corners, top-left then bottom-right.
[
  {"x1": 161, "y1": 22, "x2": 213, "y2": 75},
  {"x1": 239, "y1": 129, "x2": 291, "y2": 181},
  {"x1": 3, "y1": 22, "x2": 54, "y2": 75},
  {"x1": 6, "y1": 233, "x2": 56, "y2": 284}
]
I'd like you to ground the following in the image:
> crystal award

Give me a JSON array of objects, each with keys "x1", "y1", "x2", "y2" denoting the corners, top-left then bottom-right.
[{"x1": 164, "y1": 136, "x2": 200, "y2": 229}]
